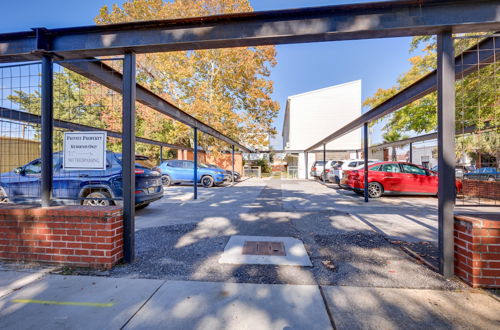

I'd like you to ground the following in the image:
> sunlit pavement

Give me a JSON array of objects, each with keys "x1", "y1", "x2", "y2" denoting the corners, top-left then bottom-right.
[
  {"x1": 1, "y1": 269, "x2": 499, "y2": 329},
  {"x1": 1, "y1": 178, "x2": 499, "y2": 329}
]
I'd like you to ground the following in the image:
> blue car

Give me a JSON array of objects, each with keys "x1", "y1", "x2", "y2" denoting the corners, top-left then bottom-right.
[
  {"x1": 158, "y1": 160, "x2": 226, "y2": 187},
  {"x1": 463, "y1": 167, "x2": 499, "y2": 181},
  {"x1": 0, "y1": 152, "x2": 163, "y2": 208}
]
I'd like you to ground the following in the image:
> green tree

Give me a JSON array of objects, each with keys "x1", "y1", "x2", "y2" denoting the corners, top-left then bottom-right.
[
  {"x1": 364, "y1": 34, "x2": 498, "y2": 163},
  {"x1": 382, "y1": 130, "x2": 409, "y2": 161},
  {"x1": 95, "y1": 0, "x2": 280, "y2": 152}
]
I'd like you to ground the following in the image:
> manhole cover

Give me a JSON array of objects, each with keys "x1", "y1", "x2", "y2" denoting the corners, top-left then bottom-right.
[{"x1": 242, "y1": 241, "x2": 286, "y2": 256}]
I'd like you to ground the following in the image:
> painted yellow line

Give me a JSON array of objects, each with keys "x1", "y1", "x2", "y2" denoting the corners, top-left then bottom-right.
[{"x1": 11, "y1": 299, "x2": 114, "y2": 307}]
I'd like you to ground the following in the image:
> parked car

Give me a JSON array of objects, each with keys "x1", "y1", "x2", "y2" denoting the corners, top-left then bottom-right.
[
  {"x1": 463, "y1": 167, "x2": 500, "y2": 181},
  {"x1": 158, "y1": 160, "x2": 226, "y2": 187},
  {"x1": 0, "y1": 152, "x2": 163, "y2": 209},
  {"x1": 430, "y1": 164, "x2": 474, "y2": 179},
  {"x1": 310, "y1": 160, "x2": 336, "y2": 179},
  {"x1": 329, "y1": 159, "x2": 379, "y2": 185},
  {"x1": 205, "y1": 163, "x2": 241, "y2": 182},
  {"x1": 343, "y1": 161, "x2": 462, "y2": 198}
]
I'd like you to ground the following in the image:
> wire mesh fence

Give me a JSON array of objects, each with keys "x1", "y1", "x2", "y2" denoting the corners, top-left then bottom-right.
[
  {"x1": 455, "y1": 34, "x2": 499, "y2": 206},
  {"x1": 370, "y1": 34, "x2": 499, "y2": 206},
  {"x1": 0, "y1": 59, "x2": 164, "y2": 207}
]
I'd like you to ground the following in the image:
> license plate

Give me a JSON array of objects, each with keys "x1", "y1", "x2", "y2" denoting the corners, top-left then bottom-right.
[{"x1": 148, "y1": 187, "x2": 156, "y2": 194}]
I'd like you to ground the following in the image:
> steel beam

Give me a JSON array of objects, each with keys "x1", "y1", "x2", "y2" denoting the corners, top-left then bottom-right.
[
  {"x1": 323, "y1": 144, "x2": 326, "y2": 182},
  {"x1": 59, "y1": 60, "x2": 251, "y2": 153},
  {"x1": 160, "y1": 146, "x2": 163, "y2": 164},
  {"x1": 437, "y1": 31, "x2": 456, "y2": 278},
  {"x1": 122, "y1": 52, "x2": 136, "y2": 263},
  {"x1": 0, "y1": 107, "x2": 188, "y2": 150},
  {"x1": 193, "y1": 127, "x2": 198, "y2": 200},
  {"x1": 364, "y1": 123, "x2": 369, "y2": 203},
  {"x1": 40, "y1": 55, "x2": 53, "y2": 207},
  {"x1": 231, "y1": 145, "x2": 235, "y2": 183},
  {"x1": 305, "y1": 34, "x2": 500, "y2": 152},
  {"x1": 409, "y1": 142, "x2": 413, "y2": 163},
  {"x1": 305, "y1": 152, "x2": 308, "y2": 179},
  {"x1": 254, "y1": 149, "x2": 356, "y2": 153},
  {"x1": 1, "y1": 1, "x2": 499, "y2": 61},
  {"x1": 368, "y1": 124, "x2": 491, "y2": 151}
]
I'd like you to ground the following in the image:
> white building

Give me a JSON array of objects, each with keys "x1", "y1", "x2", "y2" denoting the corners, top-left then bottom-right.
[{"x1": 282, "y1": 80, "x2": 362, "y2": 179}]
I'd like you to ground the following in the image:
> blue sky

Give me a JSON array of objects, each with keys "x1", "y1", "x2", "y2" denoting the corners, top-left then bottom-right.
[{"x1": 0, "y1": 0, "x2": 415, "y2": 147}]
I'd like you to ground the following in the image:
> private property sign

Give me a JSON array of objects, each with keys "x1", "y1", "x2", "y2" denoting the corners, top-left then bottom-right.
[{"x1": 63, "y1": 132, "x2": 107, "y2": 170}]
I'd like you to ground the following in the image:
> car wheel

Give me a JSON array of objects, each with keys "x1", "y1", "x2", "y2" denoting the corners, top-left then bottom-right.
[
  {"x1": 367, "y1": 182, "x2": 383, "y2": 198},
  {"x1": 0, "y1": 187, "x2": 10, "y2": 204},
  {"x1": 162, "y1": 175, "x2": 171, "y2": 186},
  {"x1": 201, "y1": 176, "x2": 214, "y2": 188},
  {"x1": 83, "y1": 191, "x2": 112, "y2": 206},
  {"x1": 136, "y1": 203, "x2": 150, "y2": 210}
]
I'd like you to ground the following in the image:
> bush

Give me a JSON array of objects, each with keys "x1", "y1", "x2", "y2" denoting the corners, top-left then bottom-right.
[{"x1": 253, "y1": 158, "x2": 271, "y2": 173}]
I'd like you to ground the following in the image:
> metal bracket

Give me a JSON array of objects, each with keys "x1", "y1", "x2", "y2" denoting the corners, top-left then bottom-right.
[{"x1": 31, "y1": 27, "x2": 51, "y2": 53}]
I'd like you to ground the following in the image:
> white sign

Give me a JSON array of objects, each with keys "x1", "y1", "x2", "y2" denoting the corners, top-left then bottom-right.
[{"x1": 63, "y1": 132, "x2": 107, "y2": 170}]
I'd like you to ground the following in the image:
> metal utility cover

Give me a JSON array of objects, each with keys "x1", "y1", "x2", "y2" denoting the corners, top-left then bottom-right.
[{"x1": 242, "y1": 241, "x2": 286, "y2": 256}]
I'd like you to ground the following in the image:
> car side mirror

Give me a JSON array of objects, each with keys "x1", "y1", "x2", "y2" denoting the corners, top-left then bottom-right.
[{"x1": 14, "y1": 167, "x2": 25, "y2": 175}]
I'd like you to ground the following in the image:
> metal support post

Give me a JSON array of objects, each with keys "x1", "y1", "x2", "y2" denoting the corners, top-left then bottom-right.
[
  {"x1": 323, "y1": 144, "x2": 326, "y2": 182},
  {"x1": 364, "y1": 123, "x2": 369, "y2": 203},
  {"x1": 409, "y1": 142, "x2": 413, "y2": 163},
  {"x1": 437, "y1": 30, "x2": 455, "y2": 278},
  {"x1": 231, "y1": 145, "x2": 235, "y2": 183},
  {"x1": 122, "y1": 52, "x2": 136, "y2": 263},
  {"x1": 193, "y1": 127, "x2": 198, "y2": 200},
  {"x1": 305, "y1": 152, "x2": 308, "y2": 179},
  {"x1": 160, "y1": 146, "x2": 163, "y2": 164},
  {"x1": 41, "y1": 55, "x2": 53, "y2": 207}
]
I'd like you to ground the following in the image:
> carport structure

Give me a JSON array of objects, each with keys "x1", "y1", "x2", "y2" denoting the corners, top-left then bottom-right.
[{"x1": 0, "y1": 0, "x2": 499, "y2": 274}]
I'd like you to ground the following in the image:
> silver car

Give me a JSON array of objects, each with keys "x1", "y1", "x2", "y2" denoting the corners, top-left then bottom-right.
[{"x1": 327, "y1": 159, "x2": 379, "y2": 185}]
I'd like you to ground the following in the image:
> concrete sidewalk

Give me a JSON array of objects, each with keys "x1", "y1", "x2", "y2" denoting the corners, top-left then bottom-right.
[{"x1": 1, "y1": 269, "x2": 499, "y2": 330}]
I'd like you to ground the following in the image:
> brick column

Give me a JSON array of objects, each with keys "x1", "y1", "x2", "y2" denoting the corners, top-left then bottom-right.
[{"x1": 454, "y1": 214, "x2": 500, "y2": 287}]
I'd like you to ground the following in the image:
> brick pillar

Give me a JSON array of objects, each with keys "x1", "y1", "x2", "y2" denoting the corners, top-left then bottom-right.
[{"x1": 454, "y1": 214, "x2": 500, "y2": 288}]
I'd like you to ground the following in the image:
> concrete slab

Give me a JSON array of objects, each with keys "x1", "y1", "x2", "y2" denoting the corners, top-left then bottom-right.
[
  {"x1": 323, "y1": 286, "x2": 500, "y2": 330},
  {"x1": 0, "y1": 274, "x2": 164, "y2": 330},
  {"x1": 125, "y1": 280, "x2": 332, "y2": 330},
  {"x1": 219, "y1": 235, "x2": 312, "y2": 266},
  {"x1": 0, "y1": 270, "x2": 48, "y2": 298}
]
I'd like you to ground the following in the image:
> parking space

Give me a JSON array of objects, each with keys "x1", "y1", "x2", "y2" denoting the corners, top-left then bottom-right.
[{"x1": 80, "y1": 177, "x2": 497, "y2": 289}]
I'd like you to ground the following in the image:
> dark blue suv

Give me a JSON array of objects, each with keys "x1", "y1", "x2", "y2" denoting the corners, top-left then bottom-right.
[
  {"x1": 0, "y1": 152, "x2": 163, "y2": 208},
  {"x1": 463, "y1": 167, "x2": 500, "y2": 181},
  {"x1": 158, "y1": 160, "x2": 226, "y2": 187}
]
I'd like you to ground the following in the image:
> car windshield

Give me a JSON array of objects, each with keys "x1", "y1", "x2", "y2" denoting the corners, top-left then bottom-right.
[
  {"x1": 315, "y1": 161, "x2": 326, "y2": 166},
  {"x1": 199, "y1": 163, "x2": 210, "y2": 168},
  {"x1": 116, "y1": 155, "x2": 155, "y2": 169}
]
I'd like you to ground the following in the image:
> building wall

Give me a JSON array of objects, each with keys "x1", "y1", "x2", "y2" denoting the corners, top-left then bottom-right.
[
  {"x1": 177, "y1": 150, "x2": 243, "y2": 174},
  {"x1": 0, "y1": 136, "x2": 40, "y2": 173},
  {"x1": 412, "y1": 145, "x2": 438, "y2": 169},
  {"x1": 283, "y1": 80, "x2": 362, "y2": 152}
]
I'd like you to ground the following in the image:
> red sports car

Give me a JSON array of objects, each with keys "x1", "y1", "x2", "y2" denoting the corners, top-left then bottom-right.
[{"x1": 342, "y1": 161, "x2": 462, "y2": 198}]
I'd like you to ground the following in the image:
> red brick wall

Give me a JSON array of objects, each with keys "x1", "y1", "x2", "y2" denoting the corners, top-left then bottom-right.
[
  {"x1": 454, "y1": 214, "x2": 500, "y2": 288},
  {"x1": 462, "y1": 180, "x2": 500, "y2": 201},
  {"x1": 0, "y1": 205, "x2": 123, "y2": 269},
  {"x1": 176, "y1": 150, "x2": 244, "y2": 174}
]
